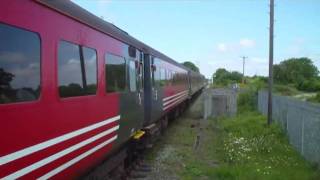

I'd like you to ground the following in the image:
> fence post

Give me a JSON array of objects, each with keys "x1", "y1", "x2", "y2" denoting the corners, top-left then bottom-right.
[
  {"x1": 301, "y1": 112, "x2": 305, "y2": 155},
  {"x1": 286, "y1": 105, "x2": 289, "y2": 132}
]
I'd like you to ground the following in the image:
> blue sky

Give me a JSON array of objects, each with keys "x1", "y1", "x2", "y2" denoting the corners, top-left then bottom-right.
[{"x1": 72, "y1": 0, "x2": 320, "y2": 78}]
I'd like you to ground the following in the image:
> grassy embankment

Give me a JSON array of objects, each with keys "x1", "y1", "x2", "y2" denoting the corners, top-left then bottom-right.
[{"x1": 144, "y1": 91, "x2": 320, "y2": 180}]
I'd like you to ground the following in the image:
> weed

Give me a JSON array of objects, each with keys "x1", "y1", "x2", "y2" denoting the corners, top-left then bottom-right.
[{"x1": 212, "y1": 111, "x2": 320, "y2": 180}]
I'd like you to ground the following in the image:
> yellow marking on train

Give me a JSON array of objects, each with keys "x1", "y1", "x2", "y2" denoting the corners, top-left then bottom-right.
[{"x1": 133, "y1": 130, "x2": 145, "y2": 140}]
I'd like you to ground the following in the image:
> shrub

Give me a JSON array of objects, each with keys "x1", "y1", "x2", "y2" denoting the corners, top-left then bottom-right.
[
  {"x1": 273, "y1": 84, "x2": 299, "y2": 96},
  {"x1": 297, "y1": 79, "x2": 320, "y2": 92},
  {"x1": 237, "y1": 90, "x2": 257, "y2": 113},
  {"x1": 308, "y1": 92, "x2": 320, "y2": 103},
  {"x1": 250, "y1": 77, "x2": 267, "y2": 91},
  {"x1": 316, "y1": 92, "x2": 320, "y2": 102}
]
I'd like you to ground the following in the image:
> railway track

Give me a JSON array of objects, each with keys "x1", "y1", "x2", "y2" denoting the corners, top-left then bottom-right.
[{"x1": 84, "y1": 92, "x2": 204, "y2": 180}]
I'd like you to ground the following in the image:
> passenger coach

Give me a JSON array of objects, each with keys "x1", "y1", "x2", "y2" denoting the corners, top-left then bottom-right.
[{"x1": 0, "y1": 0, "x2": 205, "y2": 179}]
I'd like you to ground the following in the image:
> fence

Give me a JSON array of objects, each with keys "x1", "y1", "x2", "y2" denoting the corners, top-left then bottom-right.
[
  {"x1": 258, "y1": 91, "x2": 320, "y2": 166},
  {"x1": 203, "y1": 88, "x2": 237, "y2": 119}
]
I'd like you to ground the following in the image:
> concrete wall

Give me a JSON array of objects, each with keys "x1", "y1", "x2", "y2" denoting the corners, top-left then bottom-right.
[
  {"x1": 258, "y1": 91, "x2": 320, "y2": 165},
  {"x1": 203, "y1": 88, "x2": 237, "y2": 119}
]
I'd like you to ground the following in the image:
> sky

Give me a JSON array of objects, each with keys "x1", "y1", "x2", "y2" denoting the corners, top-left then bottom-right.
[{"x1": 72, "y1": 0, "x2": 320, "y2": 78}]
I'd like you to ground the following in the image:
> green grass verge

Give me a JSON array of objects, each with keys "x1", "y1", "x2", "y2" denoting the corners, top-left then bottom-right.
[
  {"x1": 307, "y1": 92, "x2": 320, "y2": 103},
  {"x1": 144, "y1": 96, "x2": 320, "y2": 180},
  {"x1": 212, "y1": 111, "x2": 320, "y2": 180}
]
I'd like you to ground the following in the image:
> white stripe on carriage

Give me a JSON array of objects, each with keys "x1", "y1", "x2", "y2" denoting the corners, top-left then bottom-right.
[
  {"x1": 162, "y1": 90, "x2": 188, "y2": 102},
  {"x1": 2, "y1": 126, "x2": 119, "y2": 180},
  {"x1": 163, "y1": 92, "x2": 189, "y2": 106},
  {"x1": 163, "y1": 95, "x2": 187, "y2": 111},
  {"x1": 163, "y1": 94, "x2": 188, "y2": 110},
  {"x1": 0, "y1": 115, "x2": 120, "y2": 166},
  {"x1": 38, "y1": 135, "x2": 118, "y2": 180}
]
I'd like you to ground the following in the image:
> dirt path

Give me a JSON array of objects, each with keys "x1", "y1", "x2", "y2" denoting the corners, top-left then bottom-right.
[{"x1": 141, "y1": 93, "x2": 219, "y2": 180}]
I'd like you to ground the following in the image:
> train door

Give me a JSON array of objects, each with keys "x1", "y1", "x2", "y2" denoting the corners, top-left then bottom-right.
[
  {"x1": 150, "y1": 57, "x2": 162, "y2": 123},
  {"x1": 143, "y1": 54, "x2": 162, "y2": 126},
  {"x1": 116, "y1": 48, "x2": 144, "y2": 146}
]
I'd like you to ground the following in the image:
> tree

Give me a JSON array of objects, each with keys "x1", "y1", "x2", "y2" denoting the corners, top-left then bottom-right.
[
  {"x1": 230, "y1": 71, "x2": 243, "y2": 82},
  {"x1": 212, "y1": 68, "x2": 243, "y2": 86},
  {"x1": 0, "y1": 68, "x2": 14, "y2": 90},
  {"x1": 273, "y1": 57, "x2": 319, "y2": 85},
  {"x1": 0, "y1": 68, "x2": 15, "y2": 103},
  {"x1": 182, "y1": 61, "x2": 199, "y2": 73}
]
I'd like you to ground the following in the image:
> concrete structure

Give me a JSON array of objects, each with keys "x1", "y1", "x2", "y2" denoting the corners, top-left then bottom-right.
[{"x1": 204, "y1": 88, "x2": 237, "y2": 119}]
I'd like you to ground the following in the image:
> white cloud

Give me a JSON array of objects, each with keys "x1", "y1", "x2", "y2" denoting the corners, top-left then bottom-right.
[
  {"x1": 216, "y1": 38, "x2": 256, "y2": 53},
  {"x1": 239, "y1": 38, "x2": 256, "y2": 48},
  {"x1": 198, "y1": 56, "x2": 269, "y2": 78},
  {"x1": 217, "y1": 43, "x2": 227, "y2": 52},
  {"x1": 203, "y1": 38, "x2": 264, "y2": 78}
]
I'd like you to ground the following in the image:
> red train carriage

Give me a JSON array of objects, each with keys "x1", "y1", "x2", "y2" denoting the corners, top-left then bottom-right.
[{"x1": 0, "y1": 0, "x2": 205, "y2": 179}]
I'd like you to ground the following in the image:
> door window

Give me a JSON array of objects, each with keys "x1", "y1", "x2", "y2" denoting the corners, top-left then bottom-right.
[
  {"x1": 105, "y1": 53, "x2": 126, "y2": 93},
  {"x1": 128, "y1": 60, "x2": 137, "y2": 92}
]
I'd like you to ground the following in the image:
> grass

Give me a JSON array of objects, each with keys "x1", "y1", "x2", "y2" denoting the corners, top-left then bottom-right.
[
  {"x1": 144, "y1": 93, "x2": 320, "y2": 180},
  {"x1": 213, "y1": 111, "x2": 320, "y2": 180},
  {"x1": 307, "y1": 92, "x2": 320, "y2": 103}
]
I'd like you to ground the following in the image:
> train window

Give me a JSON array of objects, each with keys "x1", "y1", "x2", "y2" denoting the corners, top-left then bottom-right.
[
  {"x1": 175, "y1": 73, "x2": 180, "y2": 85},
  {"x1": 82, "y1": 47, "x2": 97, "y2": 95},
  {"x1": 160, "y1": 68, "x2": 166, "y2": 86},
  {"x1": 172, "y1": 71, "x2": 176, "y2": 85},
  {"x1": 58, "y1": 41, "x2": 83, "y2": 97},
  {"x1": 58, "y1": 41, "x2": 97, "y2": 98},
  {"x1": 0, "y1": 23, "x2": 40, "y2": 104},
  {"x1": 105, "y1": 53, "x2": 126, "y2": 93},
  {"x1": 154, "y1": 66, "x2": 161, "y2": 87},
  {"x1": 167, "y1": 70, "x2": 172, "y2": 86},
  {"x1": 128, "y1": 46, "x2": 136, "y2": 58},
  {"x1": 128, "y1": 60, "x2": 136, "y2": 92}
]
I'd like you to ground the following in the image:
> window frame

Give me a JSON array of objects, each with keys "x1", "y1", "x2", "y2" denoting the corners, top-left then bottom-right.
[
  {"x1": 128, "y1": 59, "x2": 137, "y2": 92},
  {"x1": 57, "y1": 40, "x2": 98, "y2": 99},
  {"x1": 81, "y1": 45, "x2": 98, "y2": 95},
  {"x1": 0, "y1": 22, "x2": 42, "y2": 105},
  {"x1": 104, "y1": 52, "x2": 127, "y2": 94}
]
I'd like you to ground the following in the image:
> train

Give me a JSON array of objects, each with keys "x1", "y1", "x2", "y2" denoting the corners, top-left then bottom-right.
[{"x1": 0, "y1": 0, "x2": 206, "y2": 179}]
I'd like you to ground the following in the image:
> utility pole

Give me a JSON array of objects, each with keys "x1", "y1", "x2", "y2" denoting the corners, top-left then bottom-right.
[
  {"x1": 268, "y1": 0, "x2": 274, "y2": 125},
  {"x1": 241, "y1": 56, "x2": 247, "y2": 84}
]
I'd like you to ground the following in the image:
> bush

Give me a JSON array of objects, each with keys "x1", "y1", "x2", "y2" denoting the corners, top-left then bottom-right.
[
  {"x1": 297, "y1": 79, "x2": 320, "y2": 92},
  {"x1": 249, "y1": 77, "x2": 267, "y2": 91},
  {"x1": 307, "y1": 92, "x2": 320, "y2": 103},
  {"x1": 273, "y1": 84, "x2": 299, "y2": 96},
  {"x1": 314, "y1": 92, "x2": 320, "y2": 103},
  {"x1": 237, "y1": 90, "x2": 257, "y2": 113}
]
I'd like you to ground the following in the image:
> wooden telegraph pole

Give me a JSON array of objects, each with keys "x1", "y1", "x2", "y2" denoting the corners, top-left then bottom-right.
[
  {"x1": 241, "y1": 56, "x2": 247, "y2": 84},
  {"x1": 268, "y1": 0, "x2": 274, "y2": 125}
]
